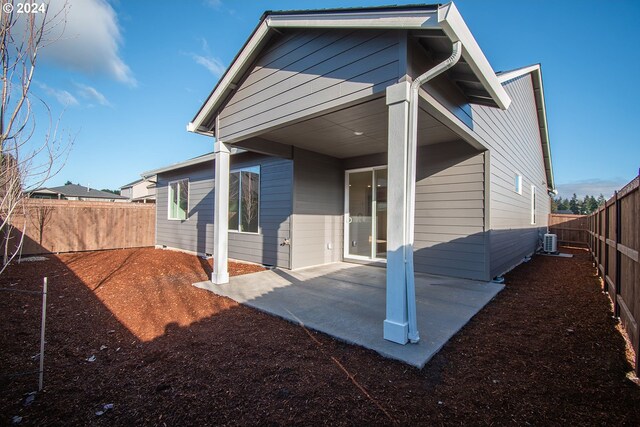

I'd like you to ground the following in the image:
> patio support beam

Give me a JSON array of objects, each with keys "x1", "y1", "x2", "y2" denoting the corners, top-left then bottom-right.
[
  {"x1": 212, "y1": 139, "x2": 230, "y2": 284},
  {"x1": 383, "y1": 81, "x2": 411, "y2": 344}
]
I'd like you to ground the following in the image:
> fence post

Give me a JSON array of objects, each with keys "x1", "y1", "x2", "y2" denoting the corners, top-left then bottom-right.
[
  {"x1": 614, "y1": 191, "x2": 621, "y2": 318},
  {"x1": 38, "y1": 277, "x2": 47, "y2": 391},
  {"x1": 596, "y1": 209, "x2": 601, "y2": 266},
  {"x1": 604, "y1": 202, "x2": 609, "y2": 294},
  {"x1": 636, "y1": 172, "x2": 640, "y2": 376}
]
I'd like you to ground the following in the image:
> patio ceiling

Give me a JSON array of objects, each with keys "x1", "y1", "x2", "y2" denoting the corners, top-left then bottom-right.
[{"x1": 259, "y1": 96, "x2": 463, "y2": 159}]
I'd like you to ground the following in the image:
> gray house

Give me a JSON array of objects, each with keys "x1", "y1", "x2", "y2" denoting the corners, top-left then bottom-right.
[{"x1": 145, "y1": 3, "x2": 554, "y2": 345}]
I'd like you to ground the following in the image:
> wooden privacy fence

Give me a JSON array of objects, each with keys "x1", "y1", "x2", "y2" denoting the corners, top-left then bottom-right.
[
  {"x1": 7, "y1": 199, "x2": 155, "y2": 255},
  {"x1": 588, "y1": 174, "x2": 640, "y2": 374},
  {"x1": 549, "y1": 214, "x2": 589, "y2": 245}
]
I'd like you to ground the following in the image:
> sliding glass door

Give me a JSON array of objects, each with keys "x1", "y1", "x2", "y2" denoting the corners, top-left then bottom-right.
[{"x1": 345, "y1": 167, "x2": 387, "y2": 261}]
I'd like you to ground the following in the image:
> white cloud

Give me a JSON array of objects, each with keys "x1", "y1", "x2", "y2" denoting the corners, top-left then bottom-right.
[
  {"x1": 556, "y1": 178, "x2": 629, "y2": 199},
  {"x1": 190, "y1": 54, "x2": 226, "y2": 77},
  {"x1": 39, "y1": 0, "x2": 136, "y2": 86},
  {"x1": 204, "y1": 0, "x2": 223, "y2": 9},
  {"x1": 186, "y1": 37, "x2": 226, "y2": 77},
  {"x1": 74, "y1": 83, "x2": 112, "y2": 107},
  {"x1": 35, "y1": 82, "x2": 79, "y2": 106}
]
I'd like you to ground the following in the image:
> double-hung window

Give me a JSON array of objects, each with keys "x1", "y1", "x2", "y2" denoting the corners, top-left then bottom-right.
[
  {"x1": 168, "y1": 179, "x2": 189, "y2": 220},
  {"x1": 228, "y1": 166, "x2": 260, "y2": 233}
]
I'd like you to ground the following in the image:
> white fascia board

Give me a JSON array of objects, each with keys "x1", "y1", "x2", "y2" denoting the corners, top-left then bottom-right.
[
  {"x1": 188, "y1": 20, "x2": 271, "y2": 135},
  {"x1": 498, "y1": 64, "x2": 555, "y2": 190},
  {"x1": 438, "y1": 3, "x2": 511, "y2": 110},
  {"x1": 497, "y1": 64, "x2": 541, "y2": 83},
  {"x1": 141, "y1": 148, "x2": 247, "y2": 178},
  {"x1": 266, "y1": 10, "x2": 440, "y2": 30},
  {"x1": 142, "y1": 154, "x2": 215, "y2": 177}
]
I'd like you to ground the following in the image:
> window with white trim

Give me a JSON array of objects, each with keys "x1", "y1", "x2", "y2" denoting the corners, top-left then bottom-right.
[
  {"x1": 228, "y1": 166, "x2": 260, "y2": 233},
  {"x1": 168, "y1": 179, "x2": 189, "y2": 220},
  {"x1": 531, "y1": 185, "x2": 537, "y2": 225},
  {"x1": 515, "y1": 174, "x2": 522, "y2": 195}
]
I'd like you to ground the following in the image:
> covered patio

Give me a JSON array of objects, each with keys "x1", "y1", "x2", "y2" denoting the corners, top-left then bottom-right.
[
  {"x1": 194, "y1": 263, "x2": 503, "y2": 367},
  {"x1": 188, "y1": 4, "x2": 512, "y2": 347}
]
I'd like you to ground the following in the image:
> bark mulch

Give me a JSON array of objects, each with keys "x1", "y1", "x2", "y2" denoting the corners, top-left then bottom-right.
[{"x1": 1, "y1": 246, "x2": 639, "y2": 425}]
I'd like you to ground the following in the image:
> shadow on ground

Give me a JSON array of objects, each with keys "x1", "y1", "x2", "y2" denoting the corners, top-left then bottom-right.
[{"x1": 1, "y1": 246, "x2": 639, "y2": 425}]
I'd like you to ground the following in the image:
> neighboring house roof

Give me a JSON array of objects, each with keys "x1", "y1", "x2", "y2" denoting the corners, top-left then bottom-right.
[
  {"x1": 188, "y1": 2, "x2": 511, "y2": 135},
  {"x1": 141, "y1": 148, "x2": 246, "y2": 177},
  {"x1": 497, "y1": 64, "x2": 555, "y2": 191},
  {"x1": 120, "y1": 178, "x2": 144, "y2": 190},
  {"x1": 31, "y1": 184, "x2": 127, "y2": 199}
]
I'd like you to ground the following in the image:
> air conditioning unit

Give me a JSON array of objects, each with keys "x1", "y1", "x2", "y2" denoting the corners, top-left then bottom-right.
[{"x1": 543, "y1": 233, "x2": 558, "y2": 253}]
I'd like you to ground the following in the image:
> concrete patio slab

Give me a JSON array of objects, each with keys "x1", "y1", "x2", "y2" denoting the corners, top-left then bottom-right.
[{"x1": 193, "y1": 263, "x2": 503, "y2": 368}]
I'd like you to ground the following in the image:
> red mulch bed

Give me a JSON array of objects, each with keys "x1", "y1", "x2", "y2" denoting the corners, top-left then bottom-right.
[{"x1": 1, "y1": 246, "x2": 639, "y2": 425}]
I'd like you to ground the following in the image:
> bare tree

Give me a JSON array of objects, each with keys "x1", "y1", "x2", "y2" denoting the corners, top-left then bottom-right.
[
  {"x1": 29, "y1": 202, "x2": 54, "y2": 247},
  {"x1": 0, "y1": 2, "x2": 72, "y2": 271}
]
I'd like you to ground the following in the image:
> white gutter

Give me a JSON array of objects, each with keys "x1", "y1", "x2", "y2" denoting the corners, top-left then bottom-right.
[
  {"x1": 405, "y1": 40, "x2": 463, "y2": 344},
  {"x1": 438, "y1": 3, "x2": 511, "y2": 110}
]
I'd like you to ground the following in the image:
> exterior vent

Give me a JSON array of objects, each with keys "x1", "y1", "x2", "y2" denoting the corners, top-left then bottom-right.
[{"x1": 543, "y1": 233, "x2": 557, "y2": 253}]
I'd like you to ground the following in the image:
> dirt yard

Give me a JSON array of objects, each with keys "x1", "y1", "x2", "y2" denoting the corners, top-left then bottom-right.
[{"x1": 1, "y1": 246, "x2": 639, "y2": 425}]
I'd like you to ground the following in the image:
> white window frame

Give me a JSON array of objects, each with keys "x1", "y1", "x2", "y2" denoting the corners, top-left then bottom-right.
[
  {"x1": 167, "y1": 178, "x2": 190, "y2": 221},
  {"x1": 515, "y1": 174, "x2": 523, "y2": 195},
  {"x1": 531, "y1": 184, "x2": 537, "y2": 225},
  {"x1": 228, "y1": 165, "x2": 261, "y2": 234}
]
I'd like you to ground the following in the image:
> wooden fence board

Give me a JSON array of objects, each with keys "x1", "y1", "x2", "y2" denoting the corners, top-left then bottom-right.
[
  {"x1": 5, "y1": 199, "x2": 155, "y2": 255},
  {"x1": 586, "y1": 174, "x2": 640, "y2": 375},
  {"x1": 548, "y1": 214, "x2": 589, "y2": 245}
]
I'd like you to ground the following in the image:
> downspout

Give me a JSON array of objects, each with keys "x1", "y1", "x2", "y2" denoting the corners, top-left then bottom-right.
[{"x1": 405, "y1": 40, "x2": 463, "y2": 343}]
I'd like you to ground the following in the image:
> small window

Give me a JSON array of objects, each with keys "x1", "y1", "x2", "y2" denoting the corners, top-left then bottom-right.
[
  {"x1": 531, "y1": 185, "x2": 537, "y2": 225},
  {"x1": 515, "y1": 174, "x2": 522, "y2": 195},
  {"x1": 228, "y1": 166, "x2": 260, "y2": 233},
  {"x1": 168, "y1": 179, "x2": 189, "y2": 220}
]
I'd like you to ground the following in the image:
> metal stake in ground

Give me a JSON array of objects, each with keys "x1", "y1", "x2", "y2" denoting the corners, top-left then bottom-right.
[{"x1": 38, "y1": 277, "x2": 47, "y2": 391}]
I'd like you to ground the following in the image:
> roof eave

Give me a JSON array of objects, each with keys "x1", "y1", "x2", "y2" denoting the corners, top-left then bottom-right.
[
  {"x1": 142, "y1": 148, "x2": 247, "y2": 178},
  {"x1": 497, "y1": 64, "x2": 555, "y2": 191},
  {"x1": 438, "y1": 3, "x2": 511, "y2": 110}
]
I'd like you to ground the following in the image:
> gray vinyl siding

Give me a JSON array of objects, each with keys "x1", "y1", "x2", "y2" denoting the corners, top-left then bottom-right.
[
  {"x1": 413, "y1": 145, "x2": 487, "y2": 280},
  {"x1": 218, "y1": 29, "x2": 402, "y2": 142},
  {"x1": 342, "y1": 141, "x2": 488, "y2": 281},
  {"x1": 291, "y1": 148, "x2": 344, "y2": 269},
  {"x1": 414, "y1": 144, "x2": 487, "y2": 279},
  {"x1": 469, "y1": 74, "x2": 550, "y2": 277},
  {"x1": 156, "y1": 165, "x2": 214, "y2": 255},
  {"x1": 155, "y1": 152, "x2": 293, "y2": 268}
]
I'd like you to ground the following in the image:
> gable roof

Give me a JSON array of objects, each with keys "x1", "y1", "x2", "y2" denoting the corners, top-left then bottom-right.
[
  {"x1": 120, "y1": 178, "x2": 144, "y2": 189},
  {"x1": 141, "y1": 147, "x2": 246, "y2": 178},
  {"x1": 32, "y1": 184, "x2": 127, "y2": 199},
  {"x1": 188, "y1": 2, "x2": 511, "y2": 135},
  {"x1": 497, "y1": 64, "x2": 555, "y2": 191}
]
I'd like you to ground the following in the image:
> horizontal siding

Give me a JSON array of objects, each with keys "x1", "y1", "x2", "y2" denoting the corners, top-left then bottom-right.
[
  {"x1": 155, "y1": 152, "x2": 292, "y2": 268},
  {"x1": 468, "y1": 75, "x2": 551, "y2": 277},
  {"x1": 291, "y1": 148, "x2": 344, "y2": 269},
  {"x1": 219, "y1": 29, "x2": 400, "y2": 142},
  {"x1": 412, "y1": 143, "x2": 487, "y2": 280}
]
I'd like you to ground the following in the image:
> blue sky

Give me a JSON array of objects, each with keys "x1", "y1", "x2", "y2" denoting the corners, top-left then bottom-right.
[{"x1": 31, "y1": 0, "x2": 640, "y2": 197}]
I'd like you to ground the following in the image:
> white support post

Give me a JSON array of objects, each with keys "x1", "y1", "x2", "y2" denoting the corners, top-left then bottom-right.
[
  {"x1": 212, "y1": 139, "x2": 230, "y2": 284},
  {"x1": 384, "y1": 81, "x2": 411, "y2": 344}
]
